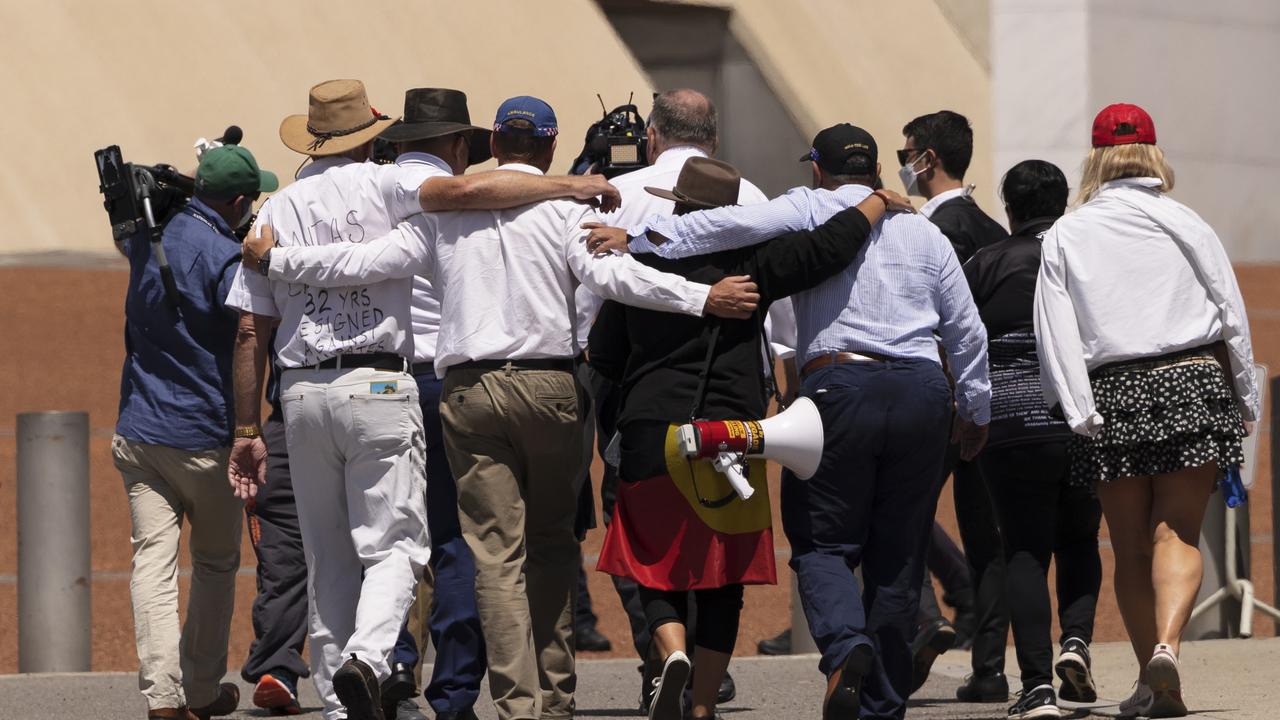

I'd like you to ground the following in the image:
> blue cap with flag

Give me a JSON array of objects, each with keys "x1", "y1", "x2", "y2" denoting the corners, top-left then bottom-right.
[{"x1": 493, "y1": 96, "x2": 558, "y2": 136}]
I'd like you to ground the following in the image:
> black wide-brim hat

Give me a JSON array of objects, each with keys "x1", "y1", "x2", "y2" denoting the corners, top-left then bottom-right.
[{"x1": 378, "y1": 88, "x2": 493, "y2": 165}]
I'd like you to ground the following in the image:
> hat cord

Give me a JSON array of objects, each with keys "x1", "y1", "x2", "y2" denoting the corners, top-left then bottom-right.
[{"x1": 305, "y1": 113, "x2": 382, "y2": 152}]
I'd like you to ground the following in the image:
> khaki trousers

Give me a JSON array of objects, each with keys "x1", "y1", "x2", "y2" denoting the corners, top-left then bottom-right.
[
  {"x1": 441, "y1": 366, "x2": 584, "y2": 720},
  {"x1": 111, "y1": 435, "x2": 242, "y2": 711}
]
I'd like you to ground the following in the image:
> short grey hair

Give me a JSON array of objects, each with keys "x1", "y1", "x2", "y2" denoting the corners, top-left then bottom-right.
[{"x1": 649, "y1": 89, "x2": 717, "y2": 151}]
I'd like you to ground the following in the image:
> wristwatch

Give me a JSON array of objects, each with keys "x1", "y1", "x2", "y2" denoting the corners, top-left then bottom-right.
[
  {"x1": 234, "y1": 425, "x2": 262, "y2": 439},
  {"x1": 255, "y1": 248, "x2": 272, "y2": 276}
]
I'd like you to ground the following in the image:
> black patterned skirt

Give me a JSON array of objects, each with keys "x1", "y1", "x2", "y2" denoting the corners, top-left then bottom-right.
[{"x1": 1068, "y1": 348, "x2": 1246, "y2": 486}]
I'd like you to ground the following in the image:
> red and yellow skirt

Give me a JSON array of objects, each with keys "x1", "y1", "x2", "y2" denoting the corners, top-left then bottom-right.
[{"x1": 597, "y1": 424, "x2": 776, "y2": 591}]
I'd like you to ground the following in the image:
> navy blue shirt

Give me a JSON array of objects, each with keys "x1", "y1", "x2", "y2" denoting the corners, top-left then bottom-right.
[{"x1": 115, "y1": 197, "x2": 242, "y2": 450}]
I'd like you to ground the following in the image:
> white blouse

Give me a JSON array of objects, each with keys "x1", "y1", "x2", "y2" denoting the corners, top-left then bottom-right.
[{"x1": 1033, "y1": 177, "x2": 1259, "y2": 437}]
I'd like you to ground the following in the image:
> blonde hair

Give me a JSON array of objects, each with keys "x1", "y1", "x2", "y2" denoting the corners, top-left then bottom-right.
[{"x1": 1076, "y1": 143, "x2": 1175, "y2": 205}]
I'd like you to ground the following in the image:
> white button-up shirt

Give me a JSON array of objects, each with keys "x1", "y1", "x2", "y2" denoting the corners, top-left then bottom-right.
[
  {"x1": 225, "y1": 157, "x2": 414, "y2": 368},
  {"x1": 1034, "y1": 177, "x2": 1259, "y2": 436},
  {"x1": 383, "y1": 152, "x2": 452, "y2": 364},
  {"x1": 268, "y1": 163, "x2": 713, "y2": 378},
  {"x1": 919, "y1": 186, "x2": 969, "y2": 219},
  {"x1": 576, "y1": 146, "x2": 799, "y2": 357}
]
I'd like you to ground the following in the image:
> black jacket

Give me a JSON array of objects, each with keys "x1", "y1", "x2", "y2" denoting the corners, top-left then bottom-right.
[
  {"x1": 962, "y1": 217, "x2": 1069, "y2": 448},
  {"x1": 588, "y1": 205, "x2": 873, "y2": 481},
  {"x1": 929, "y1": 194, "x2": 1008, "y2": 263}
]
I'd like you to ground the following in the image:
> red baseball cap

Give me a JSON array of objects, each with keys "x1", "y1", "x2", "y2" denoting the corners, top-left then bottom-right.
[{"x1": 1092, "y1": 103, "x2": 1157, "y2": 147}]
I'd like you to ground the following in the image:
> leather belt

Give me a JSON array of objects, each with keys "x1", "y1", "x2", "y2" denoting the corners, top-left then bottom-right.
[
  {"x1": 451, "y1": 357, "x2": 575, "y2": 373},
  {"x1": 801, "y1": 351, "x2": 893, "y2": 378},
  {"x1": 311, "y1": 352, "x2": 407, "y2": 372},
  {"x1": 411, "y1": 361, "x2": 434, "y2": 377}
]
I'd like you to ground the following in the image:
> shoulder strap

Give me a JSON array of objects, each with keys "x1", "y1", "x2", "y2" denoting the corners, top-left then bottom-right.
[
  {"x1": 687, "y1": 321, "x2": 722, "y2": 421},
  {"x1": 758, "y1": 311, "x2": 786, "y2": 411}
]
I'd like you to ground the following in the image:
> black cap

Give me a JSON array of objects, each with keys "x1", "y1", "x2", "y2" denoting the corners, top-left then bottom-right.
[{"x1": 799, "y1": 123, "x2": 878, "y2": 175}]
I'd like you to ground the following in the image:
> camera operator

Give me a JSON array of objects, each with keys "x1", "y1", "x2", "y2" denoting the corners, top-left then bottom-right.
[{"x1": 111, "y1": 143, "x2": 278, "y2": 720}]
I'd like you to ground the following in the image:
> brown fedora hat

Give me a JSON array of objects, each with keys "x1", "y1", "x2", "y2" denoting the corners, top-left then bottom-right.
[
  {"x1": 279, "y1": 79, "x2": 398, "y2": 157},
  {"x1": 378, "y1": 88, "x2": 493, "y2": 166},
  {"x1": 645, "y1": 156, "x2": 741, "y2": 209}
]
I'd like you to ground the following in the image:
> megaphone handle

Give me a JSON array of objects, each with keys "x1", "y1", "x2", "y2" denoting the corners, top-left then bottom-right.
[{"x1": 714, "y1": 452, "x2": 754, "y2": 501}]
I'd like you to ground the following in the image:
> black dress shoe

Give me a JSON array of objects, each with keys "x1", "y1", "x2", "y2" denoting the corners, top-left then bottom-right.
[
  {"x1": 381, "y1": 662, "x2": 417, "y2": 719},
  {"x1": 757, "y1": 628, "x2": 792, "y2": 656},
  {"x1": 576, "y1": 625, "x2": 613, "y2": 652},
  {"x1": 190, "y1": 683, "x2": 240, "y2": 720},
  {"x1": 717, "y1": 671, "x2": 736, "y2": 704},
  {"x1": 824, "y1": 643, "x2": 874, "y2": 719},
  {"x1": 956, "y1": 671, "x2": 1010, "y2": 703},
  {"x1": 910, "y1": 619, "x2": 957, "y2": 693},
  {"x1": 434, "y1": 709, "x2": 479, "y2": 720},
  {"x1": 333, "y1": 654, "x2": 385, "y2": 720}
]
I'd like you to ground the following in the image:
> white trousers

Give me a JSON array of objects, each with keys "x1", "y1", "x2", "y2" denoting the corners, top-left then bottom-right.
[{"x1": 280, "y1": 366, "x2": 431, "y2": 720}]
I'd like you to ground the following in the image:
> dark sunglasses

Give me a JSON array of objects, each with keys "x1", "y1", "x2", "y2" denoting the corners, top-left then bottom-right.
[{"x1": 896, "y1": 147, "x2": 929, "y2": 166}]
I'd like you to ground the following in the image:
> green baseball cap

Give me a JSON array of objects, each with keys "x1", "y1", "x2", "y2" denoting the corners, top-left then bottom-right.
[{"x1": 195, "y1": 144, "x2": 279, "y2": 198}]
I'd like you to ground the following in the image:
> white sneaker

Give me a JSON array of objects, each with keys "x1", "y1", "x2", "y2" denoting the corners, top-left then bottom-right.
[
  {"x1": 648, "y1": 650, "x2": 692, "y2": 720},
  {"x1": 1147, "y1": 644, "x2": 1187, "y2": 718},
  {"x1": 1117, "y1": 681, "x2": 1153, "y2": 718}
]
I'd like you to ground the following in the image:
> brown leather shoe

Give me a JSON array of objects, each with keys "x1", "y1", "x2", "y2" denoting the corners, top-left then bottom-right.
[
  {"x1": 147, "y1": 708, "x2": 197, "y2": 720},
  {"x1": 190, "y1": 683, "x2": 240, "y2": 720},
  {"x1": 333, "y1": 654, "x2": 384, "y2": 720}
]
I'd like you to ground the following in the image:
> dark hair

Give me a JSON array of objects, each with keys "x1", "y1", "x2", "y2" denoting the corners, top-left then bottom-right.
[
  {"x1": 1000, "y1": 159, "x2": 1068, "y2": 224},
  {"x1": 902, "y1": 110, "x2": 973, "y2": 179},
  {"x1": 492, "y1": 119, "x2": 554, "y2": 164},
  {"x1": 649, "y1": 89, "x2": 717, "y2": 150}
]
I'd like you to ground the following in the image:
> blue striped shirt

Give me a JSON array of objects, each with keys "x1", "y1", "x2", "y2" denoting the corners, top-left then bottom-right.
[{"x1": 627, "y1": 183, "x2": 991, "y2": 423}]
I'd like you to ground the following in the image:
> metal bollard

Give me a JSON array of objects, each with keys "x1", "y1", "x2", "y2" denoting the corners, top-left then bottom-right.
[
  {"x1": 789, "y1": 571, "x2": 818, "y2": 654},
  {"x1": 17, "y1": 411, "x2": 91, "y2": 672}
]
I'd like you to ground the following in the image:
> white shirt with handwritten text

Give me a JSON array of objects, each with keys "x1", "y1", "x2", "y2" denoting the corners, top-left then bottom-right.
[{"x1": 225, "y1": 157, "x2": 413, "y2": 368}]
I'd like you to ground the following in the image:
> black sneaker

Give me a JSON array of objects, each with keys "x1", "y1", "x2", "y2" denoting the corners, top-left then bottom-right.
[
  {"x1": 639, "y1": 661, "x2": 658, "y2": 714},
  {"x1": 910, "y1": 619, "x2": 957, "y2": 693},
  {"x1": 1055, "y1": 637, "x2": 1097, "y2": 703},
  {"x1": 649, "y1": 651, "x2": 692, "y2": 720},
  {"x1": 757, "y1": 628, "x2": 792, "y2": 656},
  {"x1": 956, "y1": 672, "x2": 1010, "y2": 703},
  {"x1": 333, "y1": 654, "x2": 385, "y2": 720},
  {"x1": 1009, "y1": 685, "x2": 1061, "y2": 719}
]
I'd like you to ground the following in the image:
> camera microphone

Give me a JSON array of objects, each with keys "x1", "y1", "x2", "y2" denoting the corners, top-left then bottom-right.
[{"x1": 219, "y1": 125, "x2": 243, "y2": 146}]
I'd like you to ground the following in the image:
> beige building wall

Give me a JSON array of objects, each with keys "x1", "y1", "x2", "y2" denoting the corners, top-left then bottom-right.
[
  {"x1": 0, "y1": 0, "x2": 654, "y2": 256},
  {"x1": 992, "y1": 0, "x2": 1280, "y2": 261},
  {"x1": 722, "y1": 0, "x2": 997, "y2": 207}
]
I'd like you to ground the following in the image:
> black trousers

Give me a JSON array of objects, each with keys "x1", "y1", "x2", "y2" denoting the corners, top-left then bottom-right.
[
  {"x1": 951, "y1": 452, "x2": 1010, "y2": 677},
  {"x1": 591, "y1": 366, "x2": 654, "y2": 661},
  {"x1": 917, "y1": 522, "x2": 974, "y2": 622},
  {"x1": 637, "y1": 584, "x2": 745, "y2": 655},
  {"x1": 981, "y1": 441, "x2": 1102, "y2": 690},
  {"x1": 241, "y1": 418, "x2": 310, "y2": 683}
]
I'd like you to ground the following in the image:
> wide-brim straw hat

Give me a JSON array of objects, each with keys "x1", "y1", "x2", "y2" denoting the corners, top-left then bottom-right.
[{"x1": 279, "y1": 79, "x2": 398, "y2": 157}]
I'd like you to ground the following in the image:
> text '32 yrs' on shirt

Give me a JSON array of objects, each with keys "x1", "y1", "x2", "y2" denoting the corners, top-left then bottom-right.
[
  {"x1": 224, "y1": 156, "x2": 426, "y2": 368},
  {"x1": 266, "y1": 163, "x2": 714, "y2": 378}
]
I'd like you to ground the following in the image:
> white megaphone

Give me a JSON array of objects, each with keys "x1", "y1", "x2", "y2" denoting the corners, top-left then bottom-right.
[{"x1": 675, "y1": 397, "x2": 825, "y2": 501}]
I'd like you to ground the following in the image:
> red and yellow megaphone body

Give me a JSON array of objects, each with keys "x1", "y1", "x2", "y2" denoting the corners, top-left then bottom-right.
[{"x1": 675, "y1": 397, "x2": 825, "y2": 501}]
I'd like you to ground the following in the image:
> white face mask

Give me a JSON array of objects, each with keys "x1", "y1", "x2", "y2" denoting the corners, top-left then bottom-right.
[{"x1": 898, "y1": 152, "x2": 929, "y2": 197}]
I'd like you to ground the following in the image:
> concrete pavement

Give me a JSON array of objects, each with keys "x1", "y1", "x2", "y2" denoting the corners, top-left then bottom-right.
[{"x1": 1, "y1": 638, "x2": 1274, "y2": 719}]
